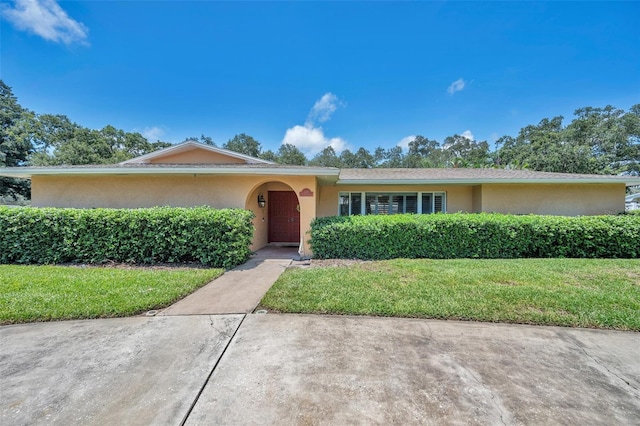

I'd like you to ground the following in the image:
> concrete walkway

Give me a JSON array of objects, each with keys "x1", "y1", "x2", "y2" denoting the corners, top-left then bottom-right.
[
  {"x1": 160, "y1": 246, "x2": 298, "y2": 315},
  {"x1": 2, "y1": 315, "x2": 639, "y2": 425}
]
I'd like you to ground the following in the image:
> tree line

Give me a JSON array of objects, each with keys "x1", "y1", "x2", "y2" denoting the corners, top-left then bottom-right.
[{"x1": 1, "y1": 79, "x2": 638, "y2": 202}]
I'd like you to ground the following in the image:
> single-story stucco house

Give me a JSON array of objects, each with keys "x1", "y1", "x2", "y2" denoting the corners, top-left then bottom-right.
[{"x1": 1, "y1": 140, "x2": 639, "y2": 256}]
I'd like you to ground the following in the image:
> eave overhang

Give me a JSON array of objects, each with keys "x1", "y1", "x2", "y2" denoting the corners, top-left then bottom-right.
[
  {"x1": 336, "y1": 178, "x2": 639, "y2": 186},
  {"x1": 1, "y1": 167, "x2": 638, "y2": 186},
  {"x1": 0, "y1": 166, "x2": 340, "y2": 179}
]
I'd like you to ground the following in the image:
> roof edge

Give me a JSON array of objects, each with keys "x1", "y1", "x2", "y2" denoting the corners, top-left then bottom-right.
[
  {"x1": 0, "y1": 166, "x2": 339, "y2": 178},
  {"x1": 120, "y1": 140, "x2": 274, "y2": 165},
  {"x1": 337, "y1": 178, "x2": 639, "y2": 186}
]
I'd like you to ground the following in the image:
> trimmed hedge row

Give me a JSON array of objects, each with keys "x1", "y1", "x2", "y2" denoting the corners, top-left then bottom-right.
[
  {"x1": 310, "y1": 213, "x2": 640, "y2": 259},
  {"x1": 0, "y1": 206, "x2": 254, "y2": 268}
]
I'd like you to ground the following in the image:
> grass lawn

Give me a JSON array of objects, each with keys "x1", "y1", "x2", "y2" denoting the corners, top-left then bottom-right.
[
  {"x1": 259, "y1": 259, "x2": 640, "y2": 330},
  {"x1": 0, "y1": 265, "x2": 223, "y2": 324}
]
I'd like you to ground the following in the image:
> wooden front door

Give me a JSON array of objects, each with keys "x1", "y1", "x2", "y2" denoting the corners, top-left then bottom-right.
[{"x1": 268, "y1": 191, "x2": 300, "y2": 243}]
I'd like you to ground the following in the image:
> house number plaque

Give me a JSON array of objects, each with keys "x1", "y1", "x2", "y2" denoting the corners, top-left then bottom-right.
[{"x1": 299, "y1": 188, "x2": 314, "y2": 197}]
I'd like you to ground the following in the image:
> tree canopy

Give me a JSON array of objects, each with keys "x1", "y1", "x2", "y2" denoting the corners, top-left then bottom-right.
[
  {"x1": 0, "y1": 81, "x2": 172, "y2": 201},
  {"x1": 1, "y1": 78, "x2": 638, "y2": 203},
  {"x1": 0, "y1": 81, "x2": 32, "y2": 201}
]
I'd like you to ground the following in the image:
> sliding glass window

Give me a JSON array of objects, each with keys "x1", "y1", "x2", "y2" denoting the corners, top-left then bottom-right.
[{"x1": 339, "y1": 192, "x2": 445, "y2": 215}]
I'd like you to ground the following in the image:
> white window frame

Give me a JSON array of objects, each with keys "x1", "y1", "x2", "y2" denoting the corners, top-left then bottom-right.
[{"x1": 338, "y1": 191, "x2": 446, "y2": 215}]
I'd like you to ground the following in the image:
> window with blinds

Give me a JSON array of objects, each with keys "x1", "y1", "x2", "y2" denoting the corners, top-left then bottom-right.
[{"x1": 339, "y1": 192, "x2": 445, "y2": 215}]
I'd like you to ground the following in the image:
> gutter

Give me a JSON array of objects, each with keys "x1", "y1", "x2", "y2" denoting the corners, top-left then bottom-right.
[
  {"x1": 0, "y1": 167, "x2": 340, "y2": 179},
  {"x1": 336, "y1": 178, "x2": 640, "y2": 186}
]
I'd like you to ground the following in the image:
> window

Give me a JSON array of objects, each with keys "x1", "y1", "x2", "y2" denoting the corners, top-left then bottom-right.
[
  {"x1": 339, "y1": 193, "x2": 362, "y2": 216},
  {"x1": 339, "y1": 192, "x2": 445, "y2": 215}
]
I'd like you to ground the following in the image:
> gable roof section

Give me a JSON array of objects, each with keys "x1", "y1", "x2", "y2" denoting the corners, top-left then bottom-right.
[
  {"x1": 120, "y1": 140, "x2": 274, "y2": 165},
  {"x1": 338, "y1": 168, "x2": 640, "y2": 185}
]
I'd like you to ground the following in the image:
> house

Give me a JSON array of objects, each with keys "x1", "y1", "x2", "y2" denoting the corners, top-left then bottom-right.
[{"x1": 1, "y1": 141, "x2": 638, "y2": 256}]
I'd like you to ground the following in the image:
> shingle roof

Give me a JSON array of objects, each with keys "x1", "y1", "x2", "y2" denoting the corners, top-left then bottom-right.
[
  {"x1": 1, "y1": 164, "x2": 638, "y2": 185},
  {"x1": 338, "y1": 168, "x2": 637, "y2": 184},
  {"x1": 0, "y1": 163, "x2": 339, "y2": 178}
]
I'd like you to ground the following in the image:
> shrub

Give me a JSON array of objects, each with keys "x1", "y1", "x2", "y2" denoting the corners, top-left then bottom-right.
[
  {"x1": 0, "y1": 206, "x2": 254, "y2": 268},
  {"x1": 310, "y1": 213, "x2": 640, "y2": 259}
]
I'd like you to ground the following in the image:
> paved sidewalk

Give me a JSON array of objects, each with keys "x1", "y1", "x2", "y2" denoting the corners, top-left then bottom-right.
[
  {"x1": 187, "y1": 315, "x2": 640, "y2": 425},
  {"x1": 0, "y1": 315, "x2": 244, "y2": 426},
  {"x1": 2, "y1": 315, "x2": 638, "y2": 425},
  {"x1": 159, "y1": 246, "x2": 297, "y2": 315}
]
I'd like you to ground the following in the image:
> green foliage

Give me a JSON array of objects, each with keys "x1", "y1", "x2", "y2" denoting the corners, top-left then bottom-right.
[
  {"x1": 310, "y1": 213, "x2": 640, "y2": 260},
  {"x1": 495, "y1": 106, "x2": 640, "y2": 175},
  {"x1": 309, "y1": 146, "x2": 342, "y2": 167},
  {"x1": 260, "y1": 258, "x2": 640, "y2": 330},
  {"x1": 29, "y1": 119, "x2": 172, "y2": 166},
  {"x1": 0, "y1": 81, "x2": 33, "y2": 200},
  {"x1": 183, "y1": 134, "x2": 216, "y2": 146},
  {"x1": 0, "y1": 207, "x2": 254, "y2": 268},
  {"x1": 0, "y1": 265, "x2": 224, "y2": 324},
  {"x1": 223, "y1": 133, "x2": 262, "y2": 158},
  {"x1": 276, "y1": 143, "x2": 307, "y2": 165}
]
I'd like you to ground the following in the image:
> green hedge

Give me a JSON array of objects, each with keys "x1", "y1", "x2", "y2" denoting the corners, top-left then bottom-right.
[
  {"x1": 0, "y1": 207, "x2": 254, "y2": 268},
  {"x1": 310, "y1": 213, "x2": 640, "y2": 259}
]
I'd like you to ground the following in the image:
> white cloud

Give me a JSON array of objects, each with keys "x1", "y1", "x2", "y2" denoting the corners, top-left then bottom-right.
[
  {"x1": 1, "y1": 0, "x2": 89, "y2": 45},
  {"x1": 447, "y1": 78, "x2": 466, "y2": 95},
  {"x1": 282, "y1": 125, "x2": 347, "y2": 155},
  {"x1": 282, "y1": 93, "x2": 347, "y2": 155},
  {"x1": 397, "y1": 135, "x2": 416, "y2": 151},
  {"x1": 306, "y1": 92, "x2": 342, "y2": 125},
  {"x1": 461, "y1": 130, "x2": 474, "y2": 141},
  {"x1": 140, "y1": 126, "x2": 165, "y2": 142}
]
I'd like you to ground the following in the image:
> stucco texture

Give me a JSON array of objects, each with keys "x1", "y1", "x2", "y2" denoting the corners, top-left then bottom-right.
[
  {"x1": 478, "y1": 183, "x2": 625, "y2": 215},
  {"x1": 31, "y1": 174, "x2": 318, "y2": 253},
  {"x1": 30, "y1": 175, "x2": 626, "y2": 256}
]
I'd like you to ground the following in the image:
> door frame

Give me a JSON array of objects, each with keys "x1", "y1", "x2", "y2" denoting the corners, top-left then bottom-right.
[{"x1": 268, "y1": 190, "x2": 301, "y2": 244}]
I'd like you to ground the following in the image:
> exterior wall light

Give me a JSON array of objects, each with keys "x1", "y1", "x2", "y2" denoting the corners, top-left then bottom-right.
[{"x1": 257, "y1": 193, "x2": 266, "y2": 208}]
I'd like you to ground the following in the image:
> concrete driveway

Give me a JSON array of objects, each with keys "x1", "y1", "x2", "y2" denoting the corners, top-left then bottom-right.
[{"x1": 2, "y1": 314, "x2": 639, "y2": 425}]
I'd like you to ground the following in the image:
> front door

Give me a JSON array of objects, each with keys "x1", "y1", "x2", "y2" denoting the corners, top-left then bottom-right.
[{"x1": 268, "y1": 191, "x2": 300, "y2": 243}]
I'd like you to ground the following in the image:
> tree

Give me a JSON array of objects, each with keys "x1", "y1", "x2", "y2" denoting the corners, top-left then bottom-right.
[
  {"x1": 353, "y1": 147, "x2": 375, "y2": 168},
  {"x1": 276, "y1": 143, "x2": 307, "y2": 165},
  {"x1": 566, "y1": 105, "x2": 640, "y2": 175},
  {"x1": 223, "y1": 133, "x2": 261, "y2": 157},
  {"x1": 339, "y1": 147, "x2": 375, "y2": 168},
  {"x1": 0, "y1": 80, "x2": 32, "y2": 201},
  {"x1": 339, "y1": 149, "x2": 357, "y2": 168},
  {"x1": 495, "y1": 116, "x2": 571, "y2": 172},
  {"x1": 379, "y1": 146, "x2": 405, "y2": 168},
  {"x1": 184, "y1": 134, "x2": 216, "y2": 146},
  {"x1": 493, "y1": 109, "x2": 639, "y2": 175},
  {"x1": 309, "y1": 146, "x2": 342, "y2": 167},
  {"x1": 442, "y1": 134, "x2": 490, "y2": 168},
  {"x1": 30, "y1": 122, "x2": 171, "y2": 166},
  {"x1": 259, "y1": 149, "x2": 278, "y2": 162},
  {"x1": 406, "y1": 136, "x2": 442, "y2": 168}
]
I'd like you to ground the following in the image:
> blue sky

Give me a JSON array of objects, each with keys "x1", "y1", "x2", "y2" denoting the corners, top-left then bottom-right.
[{"x1": 1, "y1": 1, "x2": 639, "y2": 156}]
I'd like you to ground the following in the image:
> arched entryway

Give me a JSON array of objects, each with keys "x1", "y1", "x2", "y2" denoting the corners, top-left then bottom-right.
[{"x1": 246, "y1": 181, "x2": 302, "y2": 251}]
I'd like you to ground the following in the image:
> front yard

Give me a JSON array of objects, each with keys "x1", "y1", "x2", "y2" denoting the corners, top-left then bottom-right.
[
  {"x1": 2, "y1": 259, "x2": 639, "y2": 330},
  {"x1": 0, "y1": 265, "x2": 223, "y2": 324},
  {"x1": 259, "y1": 258, "x2": 640, "y2": 331}
]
